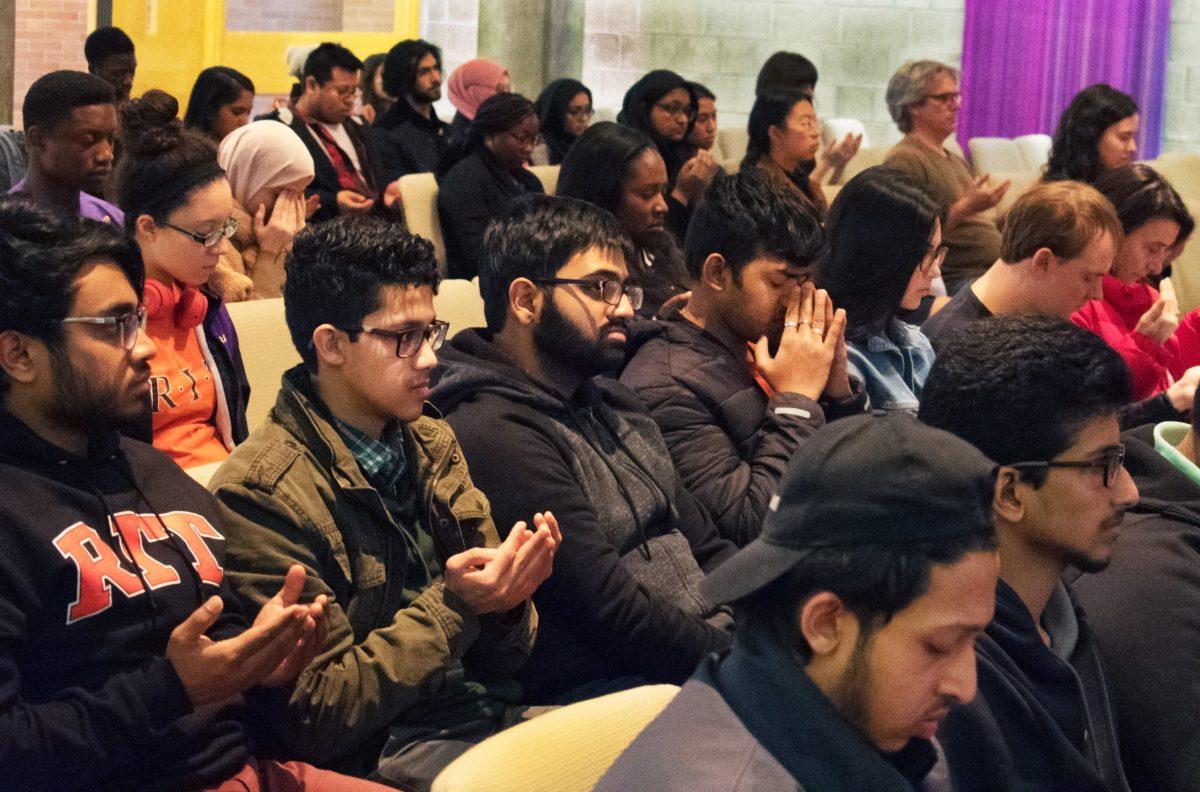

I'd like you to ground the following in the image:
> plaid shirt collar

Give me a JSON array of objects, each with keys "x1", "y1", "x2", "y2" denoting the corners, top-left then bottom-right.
[{"x1": 334, "y1": 419, "x2": 407, "y2": 495}]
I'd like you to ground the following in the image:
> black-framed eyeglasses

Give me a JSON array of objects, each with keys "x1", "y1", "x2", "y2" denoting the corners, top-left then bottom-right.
[
  {"x1": 61, "y1": 307, "x2": 147, "y2": 351},
  {"x1": 921, "y1": 245, "x2": 948, "y2": 273},
  {"x1": 654, "y1": 101, "x2": 695, "y2": 119},
  {"x1": 1007, "y1": 444, "x2": 1126, "y2": 488},
  {"x1": 533, "y1": 278, "x2": 644, "y2": 311},
  {"x1": 337, "y1": 320, "x2": 450, "y2": 358},
  {"x1": 566, "y1": 105, "x2": 595, "y2": 119},
  {"x1": 923, "y1": 91, "x2": 962, "y2": 106},
  {"x1": 164, "y1": 217, "x2": 239, "y2": 249}
]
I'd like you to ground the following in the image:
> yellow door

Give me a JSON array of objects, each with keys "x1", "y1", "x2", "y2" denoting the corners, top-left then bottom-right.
[{"x1": 110, "y1": 0, "x2": 419, "y2": 106}]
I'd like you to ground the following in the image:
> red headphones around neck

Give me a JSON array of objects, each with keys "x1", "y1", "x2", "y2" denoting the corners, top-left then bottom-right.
[{"x1": 144, "y1": 279, "x2": 208, "y2": 330}]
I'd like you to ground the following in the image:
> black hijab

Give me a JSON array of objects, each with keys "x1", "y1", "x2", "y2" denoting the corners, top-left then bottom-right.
[
  {"x1": 534, "y1": 78, "x2": 591, "y2": 165},
  {"x1": 618, "y1": 70, "x2": 697, "y2": 186}
]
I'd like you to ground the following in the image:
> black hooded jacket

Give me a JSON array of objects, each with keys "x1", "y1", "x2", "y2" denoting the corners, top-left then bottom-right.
[
  {"x1": 0, "y1": 408, "x2": 255, "y2": 791},
  {"x1": 369, "y1": 99, "x2": 450, "y2": 182},
  {"x1": 939, "y1": 578, "x2": 1129, "y2": 792},
  {"x1": 430, "y1": 329, "x2": 736, "y2": 702},
  {"x1": 1072, "y1": 423, "x2": 1200, "y2": 792}
]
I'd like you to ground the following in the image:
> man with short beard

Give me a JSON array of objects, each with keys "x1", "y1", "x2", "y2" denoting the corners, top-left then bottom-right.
[
  {"x1": 371, "y1": 38, "x2": 451, "y2": 182},
  {"x1": 0, "y1": 197, "x2": 397, "y2": 791},
  {"x1": 920, "y1": 315, "x2": 1138, "y2": 792},
  {"x1": 431, "y1": 194, "x2": 737, "y2": 704},
  {"x1": 598, "y1": 413, "x2": 1000, "y2": 791}
]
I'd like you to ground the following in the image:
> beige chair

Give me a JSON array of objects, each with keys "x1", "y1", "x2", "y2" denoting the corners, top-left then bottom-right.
[
  {"x1": 431, "y1": 684, "x2": 679, "y2": 792},
  {"x1": 837, "y1": 145, "x2": 889, "y2": 184},
  {"x1": 821, "y1": 117, "x2": 869, "y2": 149},
  {"x1": 721, "y1": 157, "x2": 741, "y2": 175},
  {"x1": 715, "y1": 127, "x2": 749, "y2": 165},
  {"x1": 968, "y1": 137, "x2": 1026, "y2": 175},
  {"x1": 398, "y1": 173, "x2": 447, "y2": 276},
  {"x1": 529, "y1": 164, "x2": 560, "y2": 195},
  {"x1": 1014, "y1": 133, "x2": 1052, "y2": 172},
  {"x1": 1151, "y1": 151, "x2": 1200, "y2": 202},
  {"x1": 990, "y1": 170, "x2": 1041, "y2": 222},
  {"x1": 225, "y1": 298, "x2": 301, "y2": 433},
  {"x1": 1170, "y1": 199, "x2": 1200, "y2": 315},
  {"x1": 434, "y1": 278, "x2": 487, "y2": 336}
]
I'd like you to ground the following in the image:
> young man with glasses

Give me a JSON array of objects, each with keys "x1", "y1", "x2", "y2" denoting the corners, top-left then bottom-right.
[
  {"x1": 210, "y1": 214, "x2": 558, "y2": 789},
  {"x1": 621, "y1": 170, "x2": 863, "y2": 546},
  {"x1": 884, "y1": 60, "x2": 1010, "y2": 292},
  {"x1": 0, "y1": 197, "x2": 403, "y2": 791},
  {"x1": 431, "y1": 194, "x2": 737, "y2": 704},
  {"x1": 919, "y1": 315, "x2": 1137, "y2": 792},
  {"x1": 292, "y1": 43, "x2": 392, "y2": 223}
]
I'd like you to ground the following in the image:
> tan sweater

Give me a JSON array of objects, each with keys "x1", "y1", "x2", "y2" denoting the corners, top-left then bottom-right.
[{"x1": 885, "y1": 136, "x2": 1002, "y2": 287}]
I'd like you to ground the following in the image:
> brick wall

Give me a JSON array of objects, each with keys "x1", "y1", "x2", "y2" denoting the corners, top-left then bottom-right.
[
  {"x1": 1165, "y1": 0, "x2": 1200, "y2": 154},
  {"x1": 226, "y1": 0, "x2": 344, "y2": 32},
  {"x1": 12, "y1": 0, "x2": 90, "y2": 126},
  {"x1": 583, "y1": 0, "x2": 965, "y2": 148}
]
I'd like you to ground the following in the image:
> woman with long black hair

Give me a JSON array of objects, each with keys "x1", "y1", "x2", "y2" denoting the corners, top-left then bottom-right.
[
  {"x1": 1045, "y1": 84, "x2": 1139, "y2": 185},
  {"x1": 742, "y1": 88, "x2": 828, "y2": 222}
]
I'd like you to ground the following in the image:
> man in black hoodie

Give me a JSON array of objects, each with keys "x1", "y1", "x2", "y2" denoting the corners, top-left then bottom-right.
[
  {"x1": 430, "y1": 194, "x2": 737, "y2": 704},
  {"x1": 920, "y1": 315, "x2": 1137, "y2": 792},
  {"x1": 622, "y1": 169, "x2": 863, "y2": 545},
  {"x1": 1071, "y1": 386, "x2": 1200, "y2": 792},
  {"x1": 370, "y1": 39, "x2": 450, "y2": 182},
  {"x1": 0, "y1": 196, "x2": 386, "y2": 791}
]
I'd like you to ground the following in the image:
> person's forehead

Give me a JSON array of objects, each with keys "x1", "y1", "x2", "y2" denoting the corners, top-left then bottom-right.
[
  {"x1": 59, "y1": 103, "x2": 118, "y2": 134},
  {"x1": 925, "y1": 72, "x2": 958, "y2": 92},
  {"x1": 100, "y1": 52, "x2": 136, "y2": 70},
  {"x1": 628, "y1": 149, "x2": 667, "y2": 182},
  {"x1": 567, "y1": 92, "x2": 591, "y2": 107},
  {"x1": 417, "y1": 52, "x2": 438, "y2": 69},
  {"x1": 1135, "y1": 218, "x2": 1180, "y2": 245},
  {"x1": 72, "y1": 259, "x2": 138, "y2": 312},
  {"x1": 365, "y1": 283, "x2": 436, "y2": 326},
  {"x1": 659, "y1": 87, "x2": 689, "y2": 102},
  {"x1": 887, "y1": 550, "x2": 998, "y2": 633},
  {"x1": 330, "y1": 67, "x2": 359, "y2": 84},
  {"x1": 1059, "y1": 412, "x2": 1121, "y2": 457},
  {"x1": 556, "y1": 246, "x2": 630, "y2": 279}
]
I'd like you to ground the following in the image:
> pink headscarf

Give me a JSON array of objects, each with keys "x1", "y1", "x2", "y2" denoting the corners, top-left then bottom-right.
[{"x1": 448, "y1": 58, "x2": 509, "y2": 120}]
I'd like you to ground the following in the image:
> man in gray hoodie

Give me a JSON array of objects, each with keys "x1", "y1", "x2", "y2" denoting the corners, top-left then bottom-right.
[{"x1": 430, "y1": 194, "x2": 736, "y2": 704}]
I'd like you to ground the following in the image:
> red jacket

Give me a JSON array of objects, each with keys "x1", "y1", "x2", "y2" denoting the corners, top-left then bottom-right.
[{"x1": 1072, "y1": 275, "x2": 1200, "y2": 400}]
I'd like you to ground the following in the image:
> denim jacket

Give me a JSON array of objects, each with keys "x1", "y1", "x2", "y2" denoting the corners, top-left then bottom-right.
[{"x1": 846, "y1": 320, "x2": 936, "y2": 413}]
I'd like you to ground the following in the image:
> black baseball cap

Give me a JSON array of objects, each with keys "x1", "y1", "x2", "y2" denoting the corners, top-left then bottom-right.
[{"x1": 701, "y1": 412, "x2": 997, "y2": 606}]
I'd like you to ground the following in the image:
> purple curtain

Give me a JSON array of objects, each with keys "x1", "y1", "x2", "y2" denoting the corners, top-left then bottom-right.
[{"x1": 959, "y1": 0, "x2": 1171, "y2": 158}]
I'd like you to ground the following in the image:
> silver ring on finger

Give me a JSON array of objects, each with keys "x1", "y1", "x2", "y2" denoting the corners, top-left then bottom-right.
[
  {"x1": 811, "y1": 326, "x2": 824, "y2": 334},
  {"x1": 783, "y1": 321, "x2": 800, "y2": 328}
]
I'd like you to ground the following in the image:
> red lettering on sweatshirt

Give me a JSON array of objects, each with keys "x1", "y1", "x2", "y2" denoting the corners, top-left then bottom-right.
[{"x1": 52, "y1": 511, "x2": 224, "y2": 624}]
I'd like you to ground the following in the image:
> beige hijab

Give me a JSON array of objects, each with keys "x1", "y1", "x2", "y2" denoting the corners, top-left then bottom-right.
[{"x1": 217, "y1": 120, "x2": 315, "y2": 208}]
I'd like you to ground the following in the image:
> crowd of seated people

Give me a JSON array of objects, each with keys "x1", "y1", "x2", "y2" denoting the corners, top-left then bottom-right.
[{"x1": 6, "y1": 22, "x2": 1200, "y2": 792}]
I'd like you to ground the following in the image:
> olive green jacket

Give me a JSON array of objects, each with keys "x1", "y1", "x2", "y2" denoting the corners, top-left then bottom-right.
[{"x1": 209, "y1": 366, "x2": 536, "y2": 768}]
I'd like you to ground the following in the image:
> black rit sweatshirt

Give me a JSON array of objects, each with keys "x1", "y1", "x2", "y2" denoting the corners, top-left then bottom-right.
[{"x1": 0, "y1": 408, "x2": 254, "y2": 791}]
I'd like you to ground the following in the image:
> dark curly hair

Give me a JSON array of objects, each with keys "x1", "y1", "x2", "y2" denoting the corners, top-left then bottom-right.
[
  {"x1": 0, "y1": 196, "x2": 142, "y2": 391},
  {"x1": 817, "y1": 166, "x2": 941, "y2": 341},
  {"x1": 284, "y1": 214, "x2": 440, "y2": 368},
  {"x1": 1094, "y1": 164, "x2": 1194, "y2": 244},
  {"x1": 1045, "y1": 84, "x2": 1138, "y2": 185},
  {"x1": 919, "y1": 315, "x2": 1131, "y2": 480},
  {"x1": 117, "y1": 89, "x2": 225, "y2": 234},
  {"x1": 183, "y1": 66, "x2": 255, "y2": 139},
  {"x1": 478, "y1": 193, "x2": 636, "y2": 332},
  {"x1": 685, "y1": 167, "x2": 823, "y2": 281}
]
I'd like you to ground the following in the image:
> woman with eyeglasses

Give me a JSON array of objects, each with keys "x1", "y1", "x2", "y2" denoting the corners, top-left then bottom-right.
[
  {"x1": 532, "y1": 78, "x2": 593, "y2": 166},
  {"x1": 1045, "y1": 84, "x2": 1139, "y2": 185},
  {"x1": 618, "y1": 70, "x2": 720, "y2": 241},
  {"x1": 117, "y1": 89, "x2": 250, "y2": 469},
  {"x1": 817, "y1": 167, "x2": 943, "y2": 412},
  {"x1": 742, "y1": 87, "x2": 828, "y2": 222},
  {"x1": 1072, "y1": 164, "x2": 1200, "y2": 401},
  {"x1": 438, "y1": 93, "x2": 544, "y2": 280}
]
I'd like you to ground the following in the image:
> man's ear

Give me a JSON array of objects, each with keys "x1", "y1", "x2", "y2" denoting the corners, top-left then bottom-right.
[
  {"x1": 508, "y1": 278, "x2": 543, "y2": 328},
  {"x1": 701, "y1": 253, "x2": 730, "y2": 292},
  {"x1": 304, "y1": 76, "x2": 320, "y2": 95},
  {"x1": 799, "y1": 591, "x2": 851, "y2": 658},
  {"x1": 993, "y1": 466, "x2": 1028, "y2": 525},
  {"x1": 1030, "y1": 247, "x2": 1057, "y2": 273},
  {"x1": 0, "y1": 330, "x2": 43, "y2": 387},
  {"x1": 24, "y1": 125, "x2": 45, "y2": 152},
  {"x1": 310, "y1": 324, "x2": 349, "y2": 369}
]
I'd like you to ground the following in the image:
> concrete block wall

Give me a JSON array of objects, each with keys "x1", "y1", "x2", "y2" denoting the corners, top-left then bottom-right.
[
  {"x1": 583, "y1": 0, "x2": 966, "y2": 149},
  {"x1": 12, "y1": 0, "x2": 90, "y2": 127},
  {"x1": 1165, "y1": 0, "x2": 1200, "y2": 154}
]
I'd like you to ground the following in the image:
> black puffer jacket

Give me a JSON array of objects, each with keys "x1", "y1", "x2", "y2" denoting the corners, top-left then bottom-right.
[
  {"x1": 430, "y1": 329, "x2": 736, "y2": 703},
  {"x1": 620, "y1": 317, "x2": 865, "y2": 545}
]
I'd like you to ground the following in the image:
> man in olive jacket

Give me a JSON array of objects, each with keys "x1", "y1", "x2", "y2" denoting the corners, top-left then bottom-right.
[{"x1": 210, "y1": 216, "x2": 559, "y2": 791}]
